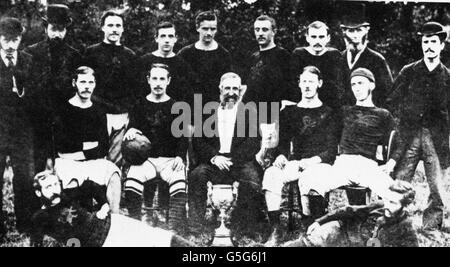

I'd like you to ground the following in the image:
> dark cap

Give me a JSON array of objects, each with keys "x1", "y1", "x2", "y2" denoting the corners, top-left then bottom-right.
[
  {"x1": 0, "y1": 17, "x2": 24, "y2": 37},
  {"x1": 351, "y1": 68, "x2": 375, "y2": 83},
  {"x1": 418, "y1": 21, "x2": 447, "y2": 39},
  {"x1": 42, "y1": 4, "x2": 72, "y2": 27},
  {"x1": 339, "y1": 2, "x2": 370, "y2": 29}
]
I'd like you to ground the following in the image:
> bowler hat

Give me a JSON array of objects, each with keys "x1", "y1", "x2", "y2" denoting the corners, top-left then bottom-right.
[
  {"x1": 418, "y1": 21, "x2": 447, "y2": 40},
  {"x1": 0, "y1": 17, "x2": 24, "y2": 37},
  {"x1": 339, "y1": 2, "x2": 370, "y2": 29},
  {"x1": 42, "y1": 4, "x2": 72, "y2": 27}
]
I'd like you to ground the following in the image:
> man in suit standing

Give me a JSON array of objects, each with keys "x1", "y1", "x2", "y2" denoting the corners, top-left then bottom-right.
[
  {"x1": 25, "y1": 4, "x2": 82, "y2": 172},
  {"x1": 339, "y1": 3, "x2": 393, "y2": 107},
  {"x1": 188, "y1": 73, "x2": 264, "y2": 240},
  {"x1": 0, "y1": 17, "x2": 37, "y2": 236}
]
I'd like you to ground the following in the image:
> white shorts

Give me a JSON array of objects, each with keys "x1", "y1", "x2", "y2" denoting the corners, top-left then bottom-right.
[
  {"x1": 302, "y1": 155, "x2": 402, "y2": 205},
  {"x1": 102, "y1": 214, "x2": 173, "y2": 247},
  {"x1": 55, "y1": 158, "x2": 120, "y2": 189},
  {"x1": 124, "y1": 157, "x2": 186, "y2": 196}
]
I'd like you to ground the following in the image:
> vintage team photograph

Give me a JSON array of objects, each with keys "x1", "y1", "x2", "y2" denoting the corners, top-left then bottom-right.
[{"x1": 1, "y1": 0, "x2": 450, "y2": 248}]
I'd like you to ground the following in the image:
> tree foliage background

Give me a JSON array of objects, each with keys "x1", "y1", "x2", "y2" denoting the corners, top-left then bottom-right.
[{"x1": 1, "y1": 0, "x2": 450, "y2": 76}]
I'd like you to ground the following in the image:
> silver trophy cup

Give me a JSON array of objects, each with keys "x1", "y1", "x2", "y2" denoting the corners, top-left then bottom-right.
[{"x1": 207, "y1": 181, "x2": 239, "y2": 247}]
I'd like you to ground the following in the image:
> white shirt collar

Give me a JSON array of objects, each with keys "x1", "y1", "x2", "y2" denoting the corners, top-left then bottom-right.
[{"x1": 0, "y1": 50, "x2": 18, "y2": 66}]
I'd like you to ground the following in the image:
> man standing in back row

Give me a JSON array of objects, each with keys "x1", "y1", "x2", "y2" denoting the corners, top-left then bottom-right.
[
  {"x1": 339, "y1": 3, "x2": 393, "y2": 107},
  {"x1": 386, "y1": 22, "x2": 450, "y2": 230},
  {"x1": 244, "y1": 15, "x2": 296, "y2": 123},
  {"x1": 84, "y1": 10, "x2": 138, "y2": 165},
  {"x1": 178, "y1": 11, "x2": 232, "y2": 105}
]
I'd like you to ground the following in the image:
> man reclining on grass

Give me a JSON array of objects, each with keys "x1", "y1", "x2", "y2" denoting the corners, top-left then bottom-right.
[{"x1": 30, "y1": 171, "x2": 193, "y2": 247}]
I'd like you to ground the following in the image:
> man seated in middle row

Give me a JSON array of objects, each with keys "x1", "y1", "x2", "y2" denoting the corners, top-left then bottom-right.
[
  {"x1": 123, "y1": 63, "x2": 188, "y2": 235},
  {"x1": 188, "y1": 72, "x2": 264, "y2": 239},
  {"x1": 262, "y1": 66, "x2": 339, "y2": 246},
  {"x1": 51, "y1": 66, "x2": 122, "y2": 215}
]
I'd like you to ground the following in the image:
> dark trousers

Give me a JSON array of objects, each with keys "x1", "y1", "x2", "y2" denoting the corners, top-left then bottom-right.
[
  {"x1": 188, "y1": 160, "x2": 265, "y2": 231},
  {"x1": 0, "y1": 147, "x2": 39, "y2": 233},
  {"x1": 394, "y1": 128, "x2": 446, "y2": 229}
]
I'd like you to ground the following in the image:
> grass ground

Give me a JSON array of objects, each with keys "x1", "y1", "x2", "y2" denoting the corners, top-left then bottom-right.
[{"x1": 2, "y1": 163, "x2": 450, "y2": 247}]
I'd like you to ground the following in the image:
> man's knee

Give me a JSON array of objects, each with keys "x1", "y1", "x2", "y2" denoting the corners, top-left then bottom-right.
[
  {"x1": 262, "y1": 166, "x2": 284, "y2": 195},
  {"x1": 125, "y1": 161, "x2": 157, "y2": 195}
]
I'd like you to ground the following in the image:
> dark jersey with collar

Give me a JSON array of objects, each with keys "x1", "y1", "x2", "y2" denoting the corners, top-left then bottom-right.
[
  {"x1": 128, "y1": 97, "x2": 187, "y2": 159},
  {"x1": 177, "y1": 43, "x2": 232, "y2": 104},
  {"x1": 276, "y1": 105, "x2": 338, "y2": 163},
  {"x1": 53, "y1": 101, "x2": 109, "y2": 160},
  {"x1": 340, "y1": 105, "x2": 395, "y2": 161}
]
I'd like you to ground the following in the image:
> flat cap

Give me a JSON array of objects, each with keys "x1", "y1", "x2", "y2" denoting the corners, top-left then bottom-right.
[{"x1": 351, "y1": 68, "x2": 375, "y2": 83}]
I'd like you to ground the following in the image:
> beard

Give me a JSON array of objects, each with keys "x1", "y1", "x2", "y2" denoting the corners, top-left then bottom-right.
[
  {"x1": 49, "y1": 37, "x2": 65, "y2": 49},
  {"x1": 220, "y1": 94, "x2": 239, "y2": 108}
]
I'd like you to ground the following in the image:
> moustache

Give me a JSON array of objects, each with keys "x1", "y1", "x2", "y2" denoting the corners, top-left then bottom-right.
[
  {"x1": 224, "y1": 94, "x2": 239, "y2": 102},
  {"x1": 425, "y1": 48, "x2": 435, "y2": 53},
  {"x1": 313, "y1": 44, "x2": 323, "y2": 48}
]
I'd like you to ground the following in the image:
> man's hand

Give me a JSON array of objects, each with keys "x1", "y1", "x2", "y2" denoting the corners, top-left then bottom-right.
[
  {"x1": 273, "y1": 155, "x2": 288, "y2": 170},
  {"x1": 172, "y1": 157, "x2": 185, "y2": 172},
  {"x1": 298, "y1": 156, "x2": 322, "y2": 171},
  {"x1": 123, "y1": 128, "x2": 142, "y2": 141},
  {"x1": 212, "y1": 155, "x2": 233, "y2": 171},
  {"x1": 307, "y1": 221, "x2": 321, "y2": 236},
  {"x1": 96, "y1": 204, "x2": 110, "y2": 220},
  {"x1": 381, "y1": 159, "x2": 397, "y2": 175}
]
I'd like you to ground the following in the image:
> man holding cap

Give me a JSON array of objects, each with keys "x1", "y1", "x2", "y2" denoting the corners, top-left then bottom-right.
[
  {"x1": 0, "y1": 17, "x2": 37, "y2": 236},
  {"x1": 386, "y1": 21, "x2": 450, "y2": 230},
  {"x1": 25, "y1": 4, "x2": 82, "y2": 172},
  {"x1": 298, "y1": 68, "x2": 406, "y2": 216},
  {"x1": 339, "y1": 2, "x2": 393, "y2": 108}
]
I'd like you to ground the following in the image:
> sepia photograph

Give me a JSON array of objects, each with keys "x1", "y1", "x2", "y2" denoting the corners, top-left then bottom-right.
[{"x1": 1, "y1": 0, "x2": 450, "y2": 251}]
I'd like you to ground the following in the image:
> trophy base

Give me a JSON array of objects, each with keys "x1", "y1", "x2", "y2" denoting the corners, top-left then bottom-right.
[{"x1": 211, "y1": 235, "x2": 234, "y2": 247}]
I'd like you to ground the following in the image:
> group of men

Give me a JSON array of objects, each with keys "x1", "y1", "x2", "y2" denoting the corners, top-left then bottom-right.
[{"x1": 0, "y1": 2, "x2": 448, "y2": 247}]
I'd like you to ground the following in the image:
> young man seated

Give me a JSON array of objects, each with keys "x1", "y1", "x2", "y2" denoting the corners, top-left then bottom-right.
[
  {"x1": 50, "y1": 66, "x2": 121, "y2": 214},
  {"x1": 262, "y1": 66, "x2": 338, "y2": 246},
  {"x1": 300, "y1": 68, "x2": 406, "y2": 214},
  {"x1": 30, "y1": 171, "x2": 193, "y2": 247},
  {"x1": 122, "y1": 63, "x2": 187, "y2": 235}
]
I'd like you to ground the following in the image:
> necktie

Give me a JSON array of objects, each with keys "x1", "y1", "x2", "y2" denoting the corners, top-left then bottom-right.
[{"x1": 6, "y1": 55, "x2": 14, "y2": 68}]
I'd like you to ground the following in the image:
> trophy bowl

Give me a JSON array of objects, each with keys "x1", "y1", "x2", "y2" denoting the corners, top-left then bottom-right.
[{"x1": 207, "y1": 182, "x2": 239, "y2": 247}]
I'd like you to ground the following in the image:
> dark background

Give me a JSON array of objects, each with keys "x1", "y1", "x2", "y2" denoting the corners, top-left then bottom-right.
[{"x1": 1, "y1": 0, "x2": 450, "y2": 77}]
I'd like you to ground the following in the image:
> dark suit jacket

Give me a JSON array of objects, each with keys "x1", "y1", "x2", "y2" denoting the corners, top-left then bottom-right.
[
  {"x1": 25, "y1": 40, "x2": 82, "y2": 114},
  {"x1": 193, "y1": 102, "x2": 261, "y2": 165},
  {"x1": 0, "y1": 50, "x2": 34, "y2": 146}
]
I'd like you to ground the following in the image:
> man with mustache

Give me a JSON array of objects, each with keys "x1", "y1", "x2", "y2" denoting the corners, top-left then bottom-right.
[
  {"x1": 139, "y1": 21, "x2": 194, "y2": 106},
  {"x1": 50, "y1": 66, "x2": 121, "y2": 215},
  {"x1": 339, "y1": 3, "x2": 393, "y2": 108},
  {"x1": 262, "y1": 66, "x2": 338, "y2": 246},
  {"x1": 178, "y1": 11, "x2": 232, "y2": 105},
  {"x1": 30, "y1": 171, "x2": 193, "y2": 247},
  {"x1": 25, "y1": 4, "x2": 82, "y2": 172},
  {"x1": 386, "y1": 22, "x2": 450, "y2": 231},
  {"x1": 84, "y1": 10, "x2": 139, "y2": 166},
  {"x1": 243, "y1": 15, "x2": 296, "y2": 123},
  {"x1": 291, "y1": 21, "x2": 344, "y2": 111},
  {"x1": 123, "y1": 64, "x2": 188, "y2": 235},
  {"x1": 0, "y1": 17, "x2": 37, "y2": 236},
  {"x1": 188, "y1": 73, "x2": 263, "y2": 242}
]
